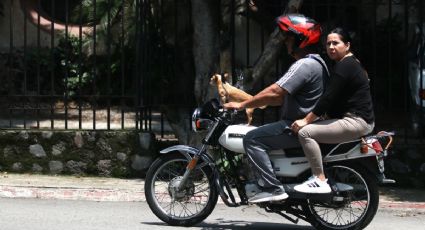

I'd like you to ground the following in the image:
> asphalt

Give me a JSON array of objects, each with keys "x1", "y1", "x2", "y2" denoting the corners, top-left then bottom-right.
[{"x1": 1, "y1": 172, "x2": 424, "y2": 210}]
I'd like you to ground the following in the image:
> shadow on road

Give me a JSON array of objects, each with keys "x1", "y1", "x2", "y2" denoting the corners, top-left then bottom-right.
[
  {"x1": 380, "y1": 186, "x2": 425, "y2": 203},
  {"x1": 143, "y1": 220, "x2": 314, "y2": 230}
]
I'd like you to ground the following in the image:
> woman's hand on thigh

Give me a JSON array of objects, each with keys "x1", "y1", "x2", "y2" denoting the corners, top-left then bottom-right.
[{"x1": 291, "y1": 119, "x2": 308, "y2": 133}]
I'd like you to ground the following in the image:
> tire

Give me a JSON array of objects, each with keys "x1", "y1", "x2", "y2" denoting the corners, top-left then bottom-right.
[
  {"x1": 144, "y1": 153, "x2": 219, "y2": 226},
  {"x1": 303, "y1": 165, "x2": 379, "y2": 230}
]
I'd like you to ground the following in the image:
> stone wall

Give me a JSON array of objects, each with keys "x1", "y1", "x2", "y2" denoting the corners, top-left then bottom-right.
[
  {"x1": 1, "y1": 130, "x2": 424, "y2": 189},
  {"x1": 0, "y1": 130, "x2": 158, "y2": 177}
]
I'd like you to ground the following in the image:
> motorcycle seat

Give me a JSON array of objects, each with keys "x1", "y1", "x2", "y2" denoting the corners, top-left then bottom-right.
[{"x1": 283, "y1": 140, "x2": 361, "y2": 158}]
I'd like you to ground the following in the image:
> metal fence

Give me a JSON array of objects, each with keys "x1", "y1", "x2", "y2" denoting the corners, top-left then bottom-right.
[
  {"x1": 0, "y1": 0, "x2": 157, "y2": 132},
  {"x1": 0, "y1": 0, "x2": 424, "y2": 143},
  {"x1": 301, "y1": 0, "x2": 424, "y2": 145},
  {"x1": 227, "y1": 0, "x2": 425, "y2": 144}
]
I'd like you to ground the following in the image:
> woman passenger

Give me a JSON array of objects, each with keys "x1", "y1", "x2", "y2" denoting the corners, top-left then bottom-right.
[{"x1": 291, "y1": 27, "x2": 375, "y2": 193}]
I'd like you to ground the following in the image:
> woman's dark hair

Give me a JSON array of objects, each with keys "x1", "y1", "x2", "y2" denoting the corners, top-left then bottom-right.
[{"x1": 329, "y1": 27, "x2": 351, "y2": 44}]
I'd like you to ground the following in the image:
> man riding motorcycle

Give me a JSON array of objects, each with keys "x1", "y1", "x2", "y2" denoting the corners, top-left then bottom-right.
[
  {"x1": 145, "y1": 14, "x2": 394, "y2": 230},
  {"x1": 223, "y1": 14, "x2": 329, "y2": 203}
]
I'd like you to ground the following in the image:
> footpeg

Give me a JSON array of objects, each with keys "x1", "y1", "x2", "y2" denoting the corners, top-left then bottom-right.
[
  {"x1": 333, "y1": 196, "x2": 344, "y2": 202},
  {"x1": 381, "y1": 178, "x2": 396, "y2": 184},
  {"x1": 378, "y1": 174, "x2": 396, "y2": 184}
]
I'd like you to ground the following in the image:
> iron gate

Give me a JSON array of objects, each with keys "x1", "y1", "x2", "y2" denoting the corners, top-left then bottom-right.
[{"x1": 0, "y1": 0, "x2": 423, "y2": 144}]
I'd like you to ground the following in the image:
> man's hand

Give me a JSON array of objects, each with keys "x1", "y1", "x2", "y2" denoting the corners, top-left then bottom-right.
[
  {"x1": 291, "y1": 119, "x2": 308, "y2": 134},
  {"x1": 223, "y1": 102, "x2": 245, "y2": 111}
]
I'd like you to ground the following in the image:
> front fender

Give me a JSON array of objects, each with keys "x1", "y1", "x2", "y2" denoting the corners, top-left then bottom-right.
[{"x1": 159, "y1": 145, "x2": 215, "y2": 165}]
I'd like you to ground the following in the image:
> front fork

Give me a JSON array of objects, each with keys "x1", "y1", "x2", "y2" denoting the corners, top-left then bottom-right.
[{"x1": 177, "y1": 144, "x2": 207, "y2": 191}]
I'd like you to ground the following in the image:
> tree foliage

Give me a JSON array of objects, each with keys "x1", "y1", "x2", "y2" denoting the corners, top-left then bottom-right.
[{"x1": 50, "y1": 0, "x2": 302, "y2": 143}]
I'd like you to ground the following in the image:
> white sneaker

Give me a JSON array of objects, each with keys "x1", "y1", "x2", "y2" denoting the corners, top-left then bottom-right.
[
  {"x1": 294, "y1": 176, "x2": 332, "y2": 194},
  {"x1": 248, "y1": 187, "x2": 289, "y2": 203}
]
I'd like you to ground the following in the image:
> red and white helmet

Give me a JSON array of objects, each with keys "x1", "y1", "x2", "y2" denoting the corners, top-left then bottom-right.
[{"x1": 277, "y1": 14, "x2": 321, "y2": 49}]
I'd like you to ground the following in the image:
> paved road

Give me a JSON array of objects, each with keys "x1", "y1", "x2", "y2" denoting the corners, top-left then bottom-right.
[{"x1": 1, "y1": 198, "x2": 424, "y2": 230}]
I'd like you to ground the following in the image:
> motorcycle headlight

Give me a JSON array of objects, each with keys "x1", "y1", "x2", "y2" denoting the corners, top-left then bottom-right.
[
  {"x1": 192, "y1": 108, "x2": 201, "y2": 132},
  {"x1": 191, "y1": 108, "x2": 212, "y2": 132}
]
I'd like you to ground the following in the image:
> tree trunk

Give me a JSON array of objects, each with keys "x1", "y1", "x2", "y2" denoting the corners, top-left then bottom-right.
[
  {"x1": 219, "y1": 0, "x2": 233, "y2": 76},
  {"x1": 155, "y1": 0, "x2": 197, "y2": 145},
  {"x1": 162, "y1": 0, "x2": 303, "y2": 144},
  {"x1": 161, "y1": 105, "x2": 202, "y2": 145},
  {"x1": 162, "y1": 0, "x2": 221, "y2": 145},
  {"x1": 244, "y1": 0, "x2": 303, "y2": 90},
  {"x1": 191, "y1": 0, "x2": 221, "y2": 104}
]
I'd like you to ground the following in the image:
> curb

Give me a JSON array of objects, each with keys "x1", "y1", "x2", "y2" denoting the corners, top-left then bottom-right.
[
  {"x1": 0, "y1": 185, "x2": 145, "y2": 202},
  {"x1": 379, "y1": 202, "x2": 425, "y2": 210},
  {"x1": 1, "y1": 185, "x2": 425, "y2": 210}
]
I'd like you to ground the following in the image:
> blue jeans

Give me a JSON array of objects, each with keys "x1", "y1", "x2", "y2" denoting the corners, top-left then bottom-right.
[{"x1": 243, "y1": 120, "x2": 300, "y2": 189}]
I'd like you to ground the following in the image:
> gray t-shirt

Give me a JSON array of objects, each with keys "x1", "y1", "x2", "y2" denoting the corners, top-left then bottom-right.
[{"x1": 275, "y1": 54, "x2": 328, "y2": 121}]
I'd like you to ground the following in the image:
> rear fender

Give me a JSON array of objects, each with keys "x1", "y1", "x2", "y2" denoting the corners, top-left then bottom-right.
[
  {"x1": 329, "y1": 158, "x2": 391, "y2": 184},
  {"x1": 355, "y1": 157, "x2": 396, "y2": 184}
]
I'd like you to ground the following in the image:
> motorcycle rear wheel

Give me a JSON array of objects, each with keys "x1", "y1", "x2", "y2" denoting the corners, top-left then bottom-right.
[
  {"x1": 303, "y1": 165, "x2": 379, "y2": 230},
  {"x1": 144, "y1": 153, "x2": 218, "y2": 226}
]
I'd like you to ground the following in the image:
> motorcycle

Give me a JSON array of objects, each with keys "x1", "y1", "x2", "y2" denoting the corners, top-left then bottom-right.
[{"x1": 144, "y1": 99, "x2": 395, "y2": 230}]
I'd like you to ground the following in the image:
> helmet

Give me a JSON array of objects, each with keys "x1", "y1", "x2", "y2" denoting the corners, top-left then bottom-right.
[{"x1": 277, "y1": 14, "x2": 321, "y2": 49}]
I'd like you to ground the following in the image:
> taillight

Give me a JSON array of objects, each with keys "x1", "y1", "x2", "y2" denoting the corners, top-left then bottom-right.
[
  {"x1": 372, "y1": 140, "x2": 383, "y2": 153},
  {"x1": 361, "y1": 138, "x2": 383, "y2": 154}
]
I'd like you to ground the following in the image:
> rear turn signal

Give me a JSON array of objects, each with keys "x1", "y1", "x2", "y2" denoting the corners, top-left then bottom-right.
[
  {"x1": 372, "y1": 140, "x2": 383, "y2": 153},
  {"x1": 361, "y1": 139, "x2": 368, "y2": 154},
  {"x1": 361, "y1": 138, "x2": 383, "y2": 154}
]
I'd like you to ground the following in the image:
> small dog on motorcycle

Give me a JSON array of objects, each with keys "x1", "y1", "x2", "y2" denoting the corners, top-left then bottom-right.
[{"x1": 210, "y1": 73, "x2": 265, "y2": 125}]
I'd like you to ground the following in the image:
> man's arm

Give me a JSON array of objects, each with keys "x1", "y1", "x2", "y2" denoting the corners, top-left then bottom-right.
[{"x1": 224, "y1": 83, "x2": 287, "y2": 110}]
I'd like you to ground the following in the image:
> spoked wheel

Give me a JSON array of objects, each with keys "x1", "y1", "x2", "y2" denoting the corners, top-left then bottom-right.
[
  {"x1": 144, "y1": 153, "x2": 218, "y2": 226},
  {"x1": 304, "y1": 165, "x2": 379, "y2": 230}
]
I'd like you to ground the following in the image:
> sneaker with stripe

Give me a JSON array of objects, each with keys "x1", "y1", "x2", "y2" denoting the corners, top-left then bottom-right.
[
  {"x1": 294, "y1": 176, "x2": 332, "y2": 194},
  {"x1": 248, "y1": 186, "x2": 289, "y2": 203}
]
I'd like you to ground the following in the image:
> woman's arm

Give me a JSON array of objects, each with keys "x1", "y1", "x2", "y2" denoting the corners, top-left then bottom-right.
[{"x1": 291, "y1": 112, "x2": 318, "y2": 133}]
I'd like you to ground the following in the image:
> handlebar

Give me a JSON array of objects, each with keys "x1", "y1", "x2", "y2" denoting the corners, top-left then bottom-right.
[{"x1": 217, "y1": 108, "x2": 238, "y2": 124}]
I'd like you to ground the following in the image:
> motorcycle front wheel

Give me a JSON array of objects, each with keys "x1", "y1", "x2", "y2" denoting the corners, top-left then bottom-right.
[
  {"x1": 144, "y1": 153, "x2": 218, "y2": 226},
  {"x1": 303, "y1": 165, "x2": 379, "y2": 230}
]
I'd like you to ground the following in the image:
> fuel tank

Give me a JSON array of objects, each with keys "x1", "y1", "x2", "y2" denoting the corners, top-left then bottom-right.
[{"x1": 218, "y1": 125, "x2": 256, "y2": 153}]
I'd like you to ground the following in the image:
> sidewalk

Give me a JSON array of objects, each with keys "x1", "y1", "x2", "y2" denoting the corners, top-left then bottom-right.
[
  {"x1": 1, "y1": 172, "x2": 425, "y2": 210},
  {"x1": 0, "y1": 173, "x2": 145, "y2": 202}
]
